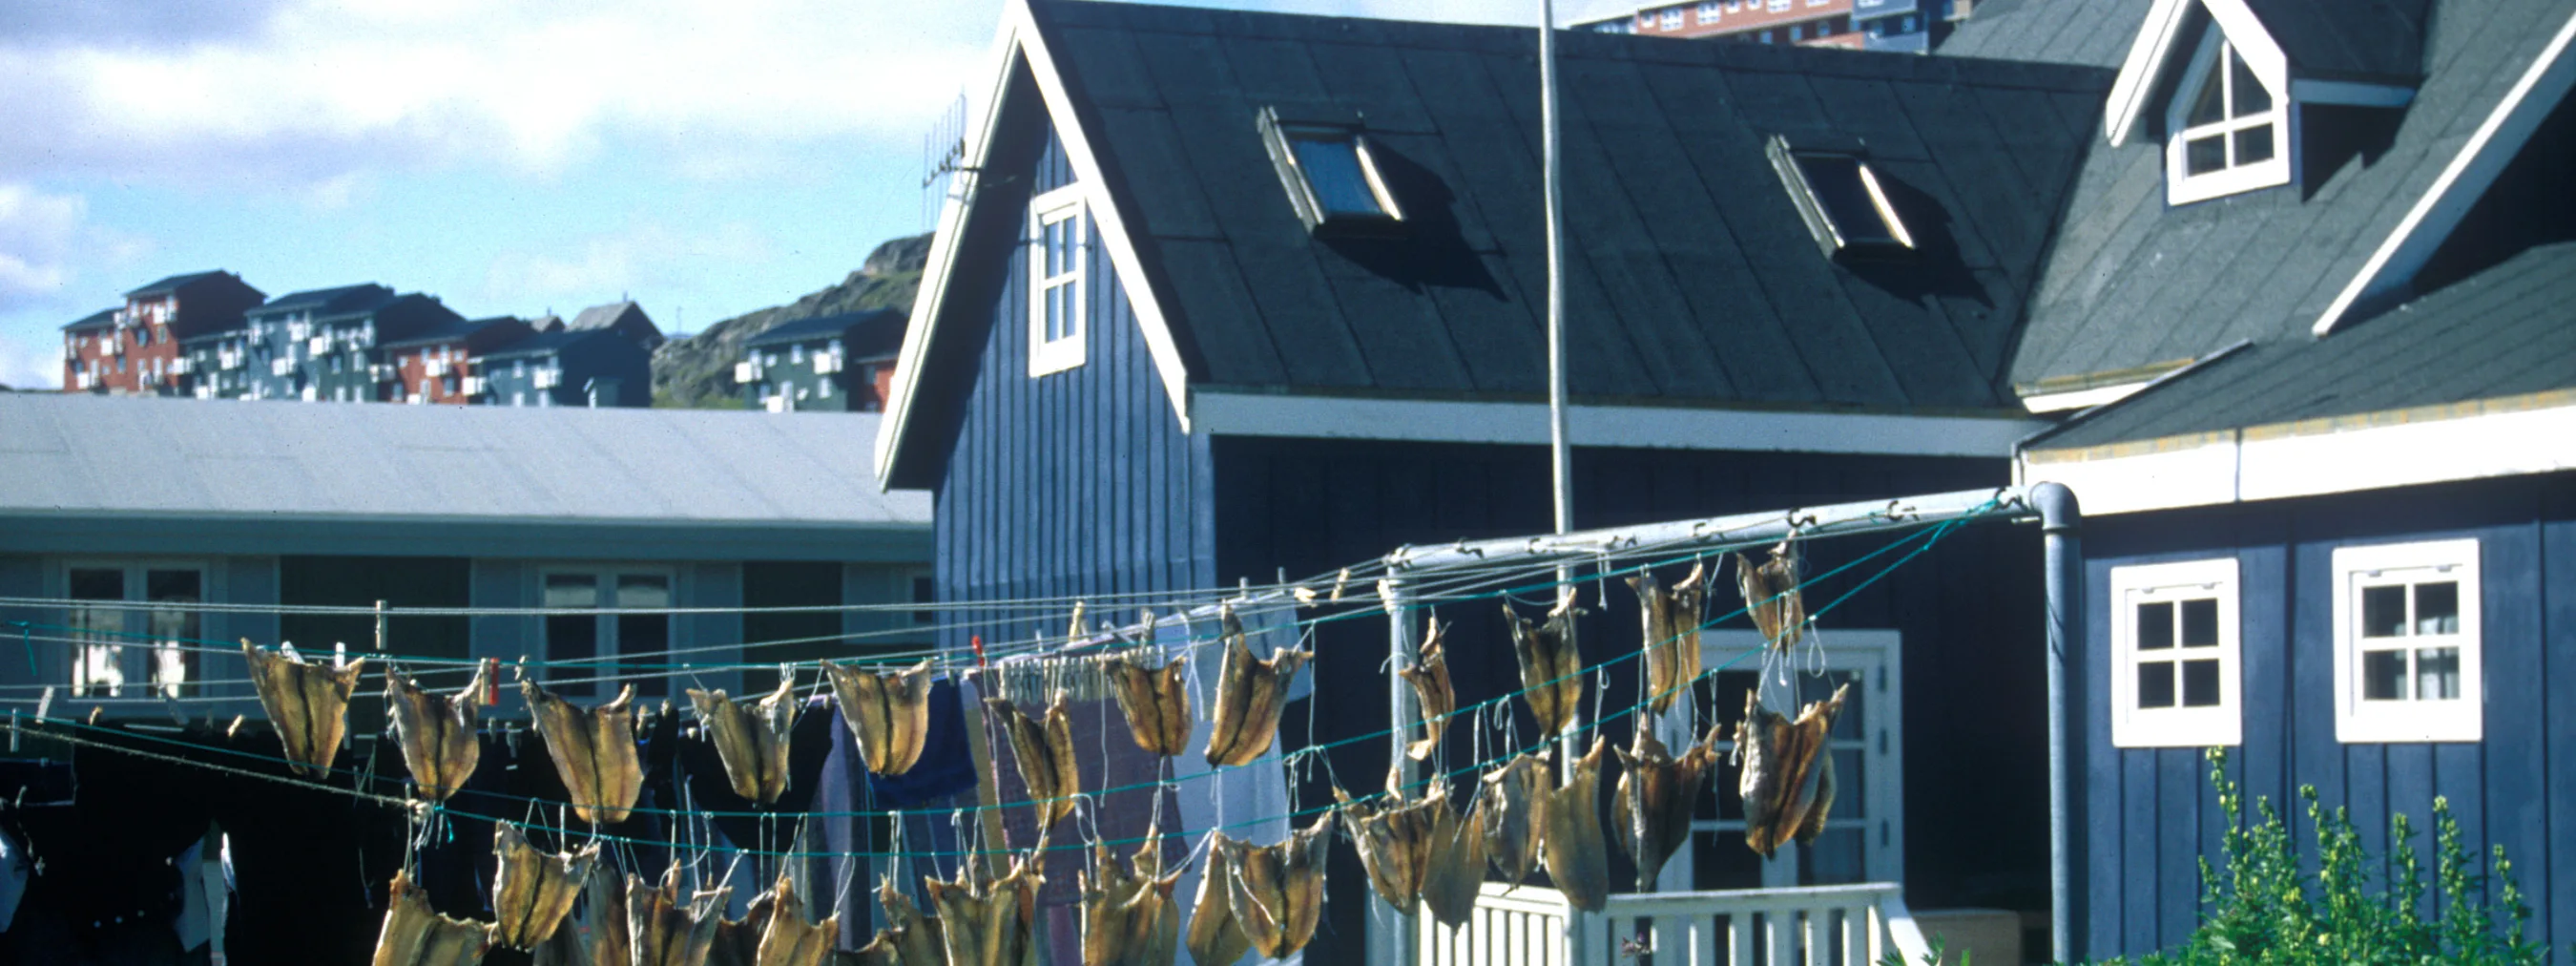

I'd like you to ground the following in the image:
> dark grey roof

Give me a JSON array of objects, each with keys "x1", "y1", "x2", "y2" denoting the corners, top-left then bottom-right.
[
  {"x1": 247, "y1": 284, "x2": 394, "y2": 319},
  {"x1": 2241, "y1": 0, "x2": 2430, "y2": 84},
  {"x1": 1030, "y1": 1, "x2": 2110, "y2": 412},
  {"x1": 378, "y1": 315, "x2": 515, "y2": 350},
  {"x1": 743, "y1": 309, "x2": 906, "y2": 356},
  {"x1": 60, "y1": 307, "x2": 118, "y2": 332},
  {"x1": 121, "y1": 270, "x2": 238, "y2": 299},
  {"x1": 2008, "y1": 0, "x2": 2570, "y2": 390},
  {"x1": 2032, "y1": 241, "x2": 2576, "y2": 449},
  {"x1": 568, "y1": 301, "x2": 641, "y2": 331},
  {"x1": 476, "y1": 326, "x2": 604, "y2": 360},
  {"x1": 1935, "y1": 0, "x2": 2156, "y2": 69}
]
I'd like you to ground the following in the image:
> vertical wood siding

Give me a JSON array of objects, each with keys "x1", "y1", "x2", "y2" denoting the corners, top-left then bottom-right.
[{"x1": 2079, "y1": 472, "x2": 2576, "y2": 960}]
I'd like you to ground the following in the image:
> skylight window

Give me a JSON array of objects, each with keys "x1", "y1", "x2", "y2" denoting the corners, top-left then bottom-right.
[
  {"x1": 1767, "y1": 135, "x2": 1914, "y2": 262},
  {"x1": 1259, "y1": 107, "x2": 1404, "y2": 235}
]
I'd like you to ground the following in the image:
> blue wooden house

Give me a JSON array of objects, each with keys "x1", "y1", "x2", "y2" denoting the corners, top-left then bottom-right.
[
  {"x1": 873, "y1": 0, "x2": 2136, "y2": 957},
  {"x1": 2006, "y1": 0, "x2": 2576, "y2": 958}
]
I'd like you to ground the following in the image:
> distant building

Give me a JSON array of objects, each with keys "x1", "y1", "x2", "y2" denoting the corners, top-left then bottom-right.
[
  {"x1": 378, "y1": 316, "x2": 537, "y2": 405},
  {"x1": 469, "y1": 327, "x2": 651, "y2": 408},
  {"x1": 61, "y1": 271, "x2": 263, "y2": 395},
  {"x1": 562, "y1": 300, "x2": 664, "y2": 350},
  {"x1": 1570, "y1": 0, "x2": 1934, "y2": 51},
  {"x1": 736, "y1": 309, "x2": 907, "y2": 412},
  {"x1": 176, "y1": 326, "x2": 256, "y2": 399},
  {"x1": 239, "y1": 284, "x2": 463, "y2": 402}
]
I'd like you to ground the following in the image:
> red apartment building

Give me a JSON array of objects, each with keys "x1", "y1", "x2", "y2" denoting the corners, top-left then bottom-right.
[
  {"x1": 378, "y1": 316, "x2": 536, "y2": 404},
  {"x1": 60, "y1": 271, "x2": 263, "y2": 395},
  {"x1": 1586, "y1": 0, "x2": 1866, "y2": 48}
]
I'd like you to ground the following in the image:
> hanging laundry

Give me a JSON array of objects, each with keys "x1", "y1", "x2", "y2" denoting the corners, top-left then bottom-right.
[
  {"x1": 688, "y1": 679, "x2": 800, "y2": 806},
  {"x1": 1079, "y1": 830, "x2": 1180, "y2": 966},
  {"x1": 241, "y1": 640, "x2": 364, "y2": 777},
  {"x1": 1504, "y1": 596, "x2": 1583, "y2": 736},
  {"x1": 1182, "y1": 847, "x2": 1251, "y2": 966},
  {"x1": 1476, "y1": 752, "x2": 1549, "y2": 886},
  {"x1": 825, "y1": 660, "x2": 933, "y2": 776},
  {"x1": 386, "y1": 663, "x2": 487, "y2": 800},
  {"x1": 523, "y1": 681, "x2": 644, "y2": 826},
  {"x1": 1335, "y1": 778, "x2": 1443, "y2": 913},
  {"x1": 628, "y1": 864, "x2": 730, "y2": 966},
  {"x1": 1216, "y1": 813, "x2": 1331, "y2": 960},
  {"x1": 1201, "y1": 607, "x2": 1311, "y2": 768},
  {"x1": 1417, "y1": 783, "x2": 1487, "y2": 929},
  {"x1": 489, "y1": 821, "x2": 600, "y2": 949},
  {"x1": 1735, "y1": 542, "x2": 1807, "y2": 652},
  {"x1": 987, "y1": 691, "x2": 1081, "y2": 832},
  {"x1": 1539, "y1": 736, "x2": 1612, "y2": 913},
  {"x1": 371, "y1": 869, "x2": 494, "y2": 966},
  {"x1": 1735, "y1": 683, "x2": 1849, "y2": 858},
  {"x1": 926, "y1": 844, "x2": 1045, "y2": 966},
  {"x1": 1398, "y1": 619, "x2": 1454, "y2": 761},
  {"x1": 1106, "y1": 652, "x2": 1192, "y2": 757},
  {"x1": 1628, "y1": 562, "x2": 1707, "y2": 715},
  {"x1": 1611, "y1": 724, "x2": 1720, "y2": 890}
]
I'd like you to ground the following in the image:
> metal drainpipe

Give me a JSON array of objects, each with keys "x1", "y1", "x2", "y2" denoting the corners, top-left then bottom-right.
[
  {"x1": 1381, "y1": 577, "x2": 1419, "y2": 966},
  {"x1": 2034, "y1": 481, "x2": 2083, "y2": 965}
]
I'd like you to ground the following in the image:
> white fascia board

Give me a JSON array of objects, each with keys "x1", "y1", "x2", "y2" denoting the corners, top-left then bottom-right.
[
  {"x1": 2106, "y1": 0, "x2": 2288, "y2": 147},
  {"x1": 2311, "y1": 10, "x2": 2576, "y2": 336},
  {"x1": 2018, "y1": 398, "x2": 2576, "y2": 514},
  {"x1": 2021, "y1": 380, "x2": 2153, "y2": 413},
  {"x1": 1194, "y1": 391, "x2": 2043, "y2": 457}
]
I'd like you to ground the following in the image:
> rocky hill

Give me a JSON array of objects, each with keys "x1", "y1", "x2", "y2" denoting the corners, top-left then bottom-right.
[{"x1": 652, "y1": 233, "x2": 931, "y2": 409}]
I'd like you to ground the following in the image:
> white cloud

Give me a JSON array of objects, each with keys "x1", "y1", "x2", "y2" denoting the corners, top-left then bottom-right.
[
  {"x1": 484, "y1": 220, "x2": 774, "y2": 310},
  {"x1": 0, "y1": 182, "x2": 91, "y2": 306},
  {"x1": 0, "y1": 330, "x2": 62, "y2": 390}
]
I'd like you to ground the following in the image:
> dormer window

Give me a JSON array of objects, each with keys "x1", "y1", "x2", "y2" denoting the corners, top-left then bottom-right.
[
  {"x1": 1258, "y1": 107, "x2": 1403, "y2": 235},
  {"x1": 2166, "y1": 27, "x2": 2288, "y2": 204},
  {"x1": 1767, "y1": 135, "x2": 1914, "y2": 262}
]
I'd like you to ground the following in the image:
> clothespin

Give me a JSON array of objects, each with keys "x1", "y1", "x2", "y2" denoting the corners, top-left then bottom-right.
[
  {"x1": 1067, "y1": 601, "x2": 1086, "y2": 643},
  {"x1": 969, "y1": 635, "x2": 987, "y2": 669},
  {"x1": 480, "y1": 658, "x2": 501, "y2": 704},
  {"x1": 332, "y1": 641, "x2": 347, "y2": 670},
  {"x1": 1330, "y1": 568, "x2": 1351, "y2": 602},
  {"x1": 9, "y1": 710, "x2": 18, "y2": 752},
  {"x1": 34, "y1": 687, "x2": 54, "y2": 723}
]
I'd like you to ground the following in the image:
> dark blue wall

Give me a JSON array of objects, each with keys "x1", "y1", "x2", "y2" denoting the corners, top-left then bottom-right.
[{"x1": 2078, "y1": 472, "x2": 2576, "y2": 960}]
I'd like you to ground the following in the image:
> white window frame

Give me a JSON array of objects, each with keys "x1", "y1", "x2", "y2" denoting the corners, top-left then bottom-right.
[
  {"x1": 1660, "y1": 8, "x2": 1684, "y2": 30},
  {"x1": 2109, "y1": 557, "x2": 2241, "y2": 748},
  {"x1": 2333, "y1": 538, "x2": 2482, "y2": 744},
  {"x1": 1028, "y1": 184, "x2": 1089, "y2": 377},
  {"x1": 1697, "y1": 2, "x2": 1722, "y2": 22},
  {"x1": 2166, "y1": 25, "x2": 2291, "y2": 205},
  {"x1": 1674, "y1": 629, "x2": 1904, "y2": 890},
  {"x1": 58, "y1": 558, "x2": 218, "y2": 701},
  {"x1": 538, "y1": 565, "x2": 680, "y2": 699}
]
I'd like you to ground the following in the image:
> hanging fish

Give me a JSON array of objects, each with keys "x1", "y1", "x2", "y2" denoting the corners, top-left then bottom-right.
[
  {"x1": 1610, "y1": 724, "x2": 1719, "y2": 891},
  {"x1": 628, "y1": 864, "x2": 730, "y2": 966},
  {"x1": 373, "y1": 869, "x2": 495, "y2": 966},
  {"x1": 1334, "y1": 779, "x2": 1444, "y2": 913},
  {"x1": 1398, "y1": 619, "x2": 1455, "y2": 761},
  {"x1": 523, "y1": 681, "x2": 644, "y2": 826},
  {"x1": 688, "y1": 678, "x2": 799, "y2": 806},
  {"x1": 531, "y1": 853, "x2": 627, "y2": 966},
  {"x1": 1504, "y1": 596, "x2": 1583, "y2": 736},
  {"x1": 1735, "y1": 683, "x2": 1848, "y2": 857},
  {"x1": 1107, "y1": 652, "x2": 1192, "y2": 757},
  {"x1": 489, "y1": 821, "x2": 600, "y2": 949},
  {"x1": 1417, "y1": 781, "x2": 1489, "y2": 929},
  {"x1": 1202, "y1": 607, "x2": 1311, "y2": 768},
  {"x1": 825, "y1": 660, "x2": 933, "y2": 776},
  {"x1": 1539, "y1": 736, "x2": 1611, "y2": 912},
  {"x1": 386, "y1": 663, "x2": 486, "y2": 800},
  {"x1": 853, "y1": 878, "x2": 943, "y2": 966},
  {"x1": 242, "y1": 640, "x2": 364, "y2": 778},
  {"x1": 1628, "y1": 562, "x2": 1706, "y2": 716},
  {"x1": 1183, "y1": 846, "x2": 1251, "y2": 966},
  {"x1": 1477, "y1": 752, "x2": 1549, "y2": 885},
  {"x1": 926, "y1": 846, "x2": 1045, "y2": 966},
  {"x1": 1080, "y1": 831, "x2": 1181, "y2": 966},
  {"x1": 709, "y1": 892, "x2": 771, "y2": 966},
  {"x1": 1218, "y1": 814, "x2": 1332, "y2": 960},
  {"x1": 987, "y1": 690, "x2": 1081, "y2": 832},
  {"x1": 750, "y1": 877, "x2": 839, "y2": 966},
  {"x1": 1735, "y1": 542, "x2": 1807, "y2": 652}
]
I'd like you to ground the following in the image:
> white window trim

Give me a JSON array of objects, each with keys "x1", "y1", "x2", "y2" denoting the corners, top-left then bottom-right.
[
  {"x1": 57, "y1": 558, "x2": 218, "y2": 701},
  {"x1": 2109, "y1": 557, "x2": 2242, "y2": 748},
  {"x1": 538, "y1": 565, "x2": 681, "y2": 695},
  {"x1": 2166, "y1": 25, "x2": 2292, "y2": 205},
  {"x1": 1028, "y1": 183, "x2": 1089, "y2": 377},
  {"x1": 2332, "y1": 538, "x2": 2482, "y2": 744}
]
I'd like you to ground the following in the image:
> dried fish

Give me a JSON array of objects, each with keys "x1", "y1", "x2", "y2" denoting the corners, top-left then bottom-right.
[
  {"x1": 628, "y1": 864, "x2": 730, "y2": 966},
  {"x1": 1335, "y1": 780, "x2": 1443, "y2": 912},
  {"x1": 753, "y1": 877, "x2": 839, "y2": 966},
  {"x1": 373, "y1": 869, "x2": 494, "y2": 966},
  {"x1": 1398, "y1": 620, "x2": 1455, "y2": 761},
  {"x1": 1202, "y1": 608, "x2": 1312, "y2": 767},
  {"x1": 1477, "y1": 752, "x2": 1549, "y2": 885},
  {"x1": 1183, "y1": 847, "x2": 1251, "y2": 966},
  {"x1": 1417, "y1": 784, "x2": 1489, "y2": 928},
  {"x1": 1081, "y1": 833, "x2": 1180, "y2": 966},
  {"x1": 1611, "y1": 724, "x2": 1718, "y2": 890},
  {"x1": 853, "y1": 878, "x2": 943, "y2": 966},
  {"x1": 710, "y1": 892, "x2": 770, "y2": 966},
  {"x1": 1218, "y1": 814, "x2": 1332, "y2": 960},
  {"x1": 523, "y1": 681, "x2": 643, "y2": 826},
  {"x1": 1505, "y1": 596, "x2": 1583, "y2": 736},
  {"x1": 826, "y1": 660, "x2": 932, "y2": 776},
  {"x1": 490, "y1": 821, "x2": 600, "y2": 949},
  {"x1": 1735, "y1": 683, "x2": 1849, "y2": 857},
  {"x1": 987, "y1": 691, "x2": 1081, "y2": 832},
  {"x1": 532, "y1": 854, "x2": 627, "y2": 966},
  {"x1": 1735, "y1": 543, "x2": 1806, "y2": 651},
  {"x1": 386, "y1": 663, "x2": 486, "y2": 800},
  {"x1": 1628, "y1": 563, "x2": 1706, "y2": 715},
  {"x1": 243, "y1": 640, "x2": 364, "y2": 778},
  {"x1": 688, "y1": 679, "x2": 799, "y2": 806},
  {"x1": 1107, "y1": 653, "x2": 1192, "y2": 757},
  {"x1": 926, "y1": 846, "x2": 1044, "y2": 966},
  {"x1": 1539, "y1": 736, "x2": 1611, "y2": 912}
]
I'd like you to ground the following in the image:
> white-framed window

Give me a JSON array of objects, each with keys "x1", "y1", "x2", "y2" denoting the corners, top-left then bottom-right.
[
  {"x1": 1661, "y1": 8, "x2": 1684, "y2": 29},
  {"x1": 2333, "y1": 539, "x2": 2481, "y2": 743},
  {"x1": 1683, "y1": 629, "x2": 1904, "y2": 890},
  {"x1": 2166, "y1": 26, "x2": 2289, "y2": 205},
  {"x1": 1697, "y1": 2, "x2": 1722, "y2": 21},
  {"x1": 65, "y1": 561, "x2": 208, "y2": 700},
  {"x1": 542, "y1": 568, "x2": 675, "y2": 699},
  {"x1": 1028, "y1": 184, "x2": 1088, "y2": 376},
  {"x1": 1769, "y1": 0, "x2": 1790, "y2": 11},
  {"x1": 2109, "y1": 558, "x2": 2240, "y2": 748}
]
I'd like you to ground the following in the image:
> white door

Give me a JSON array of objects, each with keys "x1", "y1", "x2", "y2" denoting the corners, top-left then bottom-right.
[{"x1": 1656, "y1": 629, "x2": 1904, "y2": 892}]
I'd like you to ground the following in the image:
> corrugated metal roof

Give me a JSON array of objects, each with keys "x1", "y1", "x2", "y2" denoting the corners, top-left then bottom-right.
[{"x1": 0, "y1": 393, "x2": 930, "y2": 530}]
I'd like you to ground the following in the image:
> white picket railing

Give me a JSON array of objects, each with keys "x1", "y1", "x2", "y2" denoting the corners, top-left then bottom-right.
[{"x1": 1422, "y1": 882, "x2": 1934, "y2": 966}]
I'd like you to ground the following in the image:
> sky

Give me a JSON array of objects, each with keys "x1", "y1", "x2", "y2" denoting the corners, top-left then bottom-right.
[{"x1": 0, "y1": 0, "x2": 1559, "y2": 388}]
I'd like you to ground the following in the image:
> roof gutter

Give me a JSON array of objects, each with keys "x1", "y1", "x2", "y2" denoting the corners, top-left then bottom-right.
[{"x1": 2012, "y1": 338, "x2": 2253, "y2": 472}]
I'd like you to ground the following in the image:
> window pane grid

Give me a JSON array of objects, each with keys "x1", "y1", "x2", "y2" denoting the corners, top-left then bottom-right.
[
  {"x1": 2355, "y1": 576, "x2": 2464, "y2": 704},
  {"x1": 2110, "y1": 562, "x2": 2239, "y2": 748}
]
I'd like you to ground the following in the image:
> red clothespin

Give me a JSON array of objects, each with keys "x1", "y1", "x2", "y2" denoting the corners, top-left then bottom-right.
[
  {"x1": 480, "y1": 658, "x2": 501, "y2": 705},
  {"x1": 970, "y1": 634, "x2": 987, "y2": 668}
]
